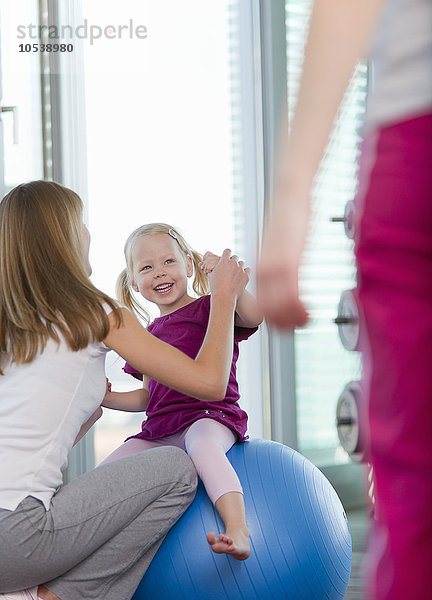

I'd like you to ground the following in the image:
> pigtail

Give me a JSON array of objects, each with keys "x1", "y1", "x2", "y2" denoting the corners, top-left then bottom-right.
[
  {"x1": 115, "y1": 268, "x2": 151, "y2": 326},
  {"x1": 190, "y1": 249, "x2": 210, "y2": 297}
]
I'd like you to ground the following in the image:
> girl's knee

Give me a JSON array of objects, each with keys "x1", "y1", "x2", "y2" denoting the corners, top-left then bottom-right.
[{"x1": 185, "y1": 419, "x2": 236, "y2": 456}]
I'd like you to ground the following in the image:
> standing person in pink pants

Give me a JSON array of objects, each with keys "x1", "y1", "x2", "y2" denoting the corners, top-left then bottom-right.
[{"x1": 257, "y1": 1, "x2": 432, "y2": 598}]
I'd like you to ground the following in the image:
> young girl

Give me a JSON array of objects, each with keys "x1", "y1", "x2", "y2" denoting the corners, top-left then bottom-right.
[
  {"x1": 0, "y1": 181, "x2": 249, "y2": 600},
  {"x1": 102, "y1": 223, "x2": 263, "y2": 561}
]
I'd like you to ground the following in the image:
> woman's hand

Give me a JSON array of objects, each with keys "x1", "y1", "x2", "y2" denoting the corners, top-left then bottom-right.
[{"x1": 207, "y1": 248, "x2": 250, "y2": 301}]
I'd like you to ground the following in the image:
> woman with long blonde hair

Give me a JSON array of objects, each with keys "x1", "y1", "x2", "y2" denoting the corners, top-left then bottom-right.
[{"x1": 0, "y1": 180, "x2": 249, "y2": 600}]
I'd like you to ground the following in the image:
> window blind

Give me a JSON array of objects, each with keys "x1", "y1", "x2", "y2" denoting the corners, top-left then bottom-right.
[{"x1": 285, "y1": 0, "x2": 365, "y2": 455}]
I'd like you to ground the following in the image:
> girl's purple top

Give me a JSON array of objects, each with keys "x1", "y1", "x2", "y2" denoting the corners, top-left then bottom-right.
[{"x1": 124, "y1": 295, "x2": 257, "y2": 442}]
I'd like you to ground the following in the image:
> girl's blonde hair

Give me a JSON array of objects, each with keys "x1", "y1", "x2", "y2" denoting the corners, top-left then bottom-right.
[
  {"x1": 117, "y1": 223, "x2": 209, "y2": 324},
  {"x1": 0, "y1": 180, "x2": 122, "y2": 375}
]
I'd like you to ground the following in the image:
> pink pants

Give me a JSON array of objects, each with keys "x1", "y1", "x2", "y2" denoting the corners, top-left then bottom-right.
[
  {"x1": 101, "y1": 418, "x2": 243, "y2": 504},
  {"x1": 354, "y1": 112, "x2": 432, "y2": 600}
]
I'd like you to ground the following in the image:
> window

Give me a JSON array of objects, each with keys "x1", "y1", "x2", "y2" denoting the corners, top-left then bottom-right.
[
  {"x1": 80, "y1": 0, "x2": 263, "y2": 463},
  {"x1": 0, "y1": 0, "x2": 43, "y2": 193},
  {"x1": 285, "y1": 0, "x2": 365, "y2": 462}
]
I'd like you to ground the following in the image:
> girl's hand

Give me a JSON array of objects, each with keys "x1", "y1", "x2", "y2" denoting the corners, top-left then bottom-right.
[
  {"x1": 103, "y1": 377, "x2": 112, "y2": 402},
  {"x1": 199, "y1": 251, "x2": 220, "y2": 275},
  {"x1": 208, "y1": 248, "x2": 250, "y2": 301},
  {"x1": 201, "y1": 251, "x2": 263, "y2": 328}
]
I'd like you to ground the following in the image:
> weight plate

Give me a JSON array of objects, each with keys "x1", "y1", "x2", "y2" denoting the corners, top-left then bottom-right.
[
  {"x1": 336, "y1": 380, "x2": 364, "y2": 460},
  {"x1": 344, "y1": 200, "x2": 356, "y2": 239},
  {"x1": 336, "y1": 289, "x2": 360, "y2": 351}
]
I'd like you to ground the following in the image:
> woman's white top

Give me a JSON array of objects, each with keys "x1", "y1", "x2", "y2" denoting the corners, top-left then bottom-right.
[
  {"x1": 366, "y1": 0, "x2": 432, "y2": 129},
  {"x1": 0, "y1": 318, "x2": 111, "y2": 512}
]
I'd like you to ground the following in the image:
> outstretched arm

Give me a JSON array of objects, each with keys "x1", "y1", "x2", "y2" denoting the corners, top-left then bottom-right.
[
  {"x1": 103, "y1": 374, "x2": 150, "y2": 412},
  {"x1": 102, "y1": 387, "x2": 149, "y2": 412},
  {"x1": 257, "y1": 0, "x2": 385, "y2": 329}
]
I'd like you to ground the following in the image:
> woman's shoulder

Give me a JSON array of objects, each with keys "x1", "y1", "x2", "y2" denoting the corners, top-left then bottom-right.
[{"x1": 102, "y1": 298, "x2": 126, "y2": 315}]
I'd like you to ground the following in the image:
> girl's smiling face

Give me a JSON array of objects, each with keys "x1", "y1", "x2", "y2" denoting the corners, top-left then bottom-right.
[{"x1": 131, "y1": 233, "x2": 194, "y2": 315}]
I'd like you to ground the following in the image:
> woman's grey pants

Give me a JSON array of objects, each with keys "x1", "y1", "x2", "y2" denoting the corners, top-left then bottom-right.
[{"x1": 0, "y1": 447, "x2": 197, "y2": 600}]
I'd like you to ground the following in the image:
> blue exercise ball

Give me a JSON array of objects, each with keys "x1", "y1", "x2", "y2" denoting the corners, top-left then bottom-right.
[{"x1": 133, "y1": 439, "x2": 352, "y2": 600}]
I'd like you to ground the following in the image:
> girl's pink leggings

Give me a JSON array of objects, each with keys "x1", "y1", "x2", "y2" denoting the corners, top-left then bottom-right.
[
  {"x1": 355, "y1": 111, "x2": 432, "y2": 600},
  {"x1": 100, "y1": 418, "x2": 243, "y2": 505}
]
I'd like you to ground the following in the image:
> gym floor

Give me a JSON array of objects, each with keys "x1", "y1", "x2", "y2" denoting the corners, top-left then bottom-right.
[{"x1": 344, "y1": 508, "x2": 370, "y2": 599}]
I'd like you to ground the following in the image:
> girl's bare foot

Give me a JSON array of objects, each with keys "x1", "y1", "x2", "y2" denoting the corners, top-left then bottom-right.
[
  {"x1": 210, "y1": 491, "x2": 250, "y2": 560},
  {"x1": 207, "y1": 526, "x2": 250, "y2": 561}
]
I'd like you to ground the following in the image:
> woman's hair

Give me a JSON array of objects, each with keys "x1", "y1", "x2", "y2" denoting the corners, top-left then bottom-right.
[
  {"x1": 117, "y1": 222, "x2": 209, "y2": 325},
  {"x1": 0, "y1": 180, "x2": 122, "y2": 374}
]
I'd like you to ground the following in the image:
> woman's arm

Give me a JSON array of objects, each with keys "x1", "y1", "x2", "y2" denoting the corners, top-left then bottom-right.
[
  {"x1": 199, "y1": 251, "x2": 263, "y2": 328},
  {"x1": 257, "y1": 0, "x2": 385, "y2": 328},
  {"x1": 104, "y1": 250, "x2": 249, "y2": 402}
]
